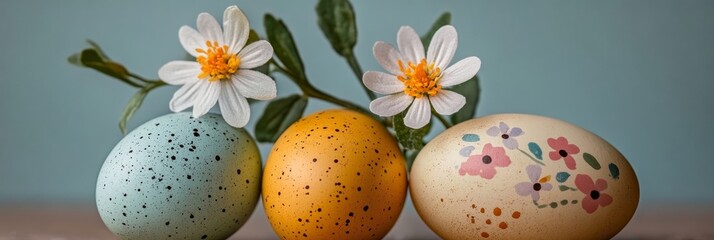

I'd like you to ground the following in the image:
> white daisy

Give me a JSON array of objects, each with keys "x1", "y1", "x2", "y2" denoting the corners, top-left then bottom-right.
[
  {"x1": 363, "y1": 25, "x2": 481, "y2": 129},
  {"x1": 158, "y1": 5, "x2": 276, "y2": 128}
]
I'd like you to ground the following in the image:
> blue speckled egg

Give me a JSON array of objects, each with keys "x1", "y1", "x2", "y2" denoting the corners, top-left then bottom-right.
[{"x1": 96, "y1": 113, "x2": 262, "y2": 240}]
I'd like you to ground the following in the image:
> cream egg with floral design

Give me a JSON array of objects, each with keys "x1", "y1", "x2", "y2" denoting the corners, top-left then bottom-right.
[{"x1": 410, "y1": 114, "x2": 639, "y2": 239}]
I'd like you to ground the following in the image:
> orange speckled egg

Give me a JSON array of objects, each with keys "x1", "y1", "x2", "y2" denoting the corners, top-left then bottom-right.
[{"x1": 262, "y1": 109, "x2": 407, "y2": 239}]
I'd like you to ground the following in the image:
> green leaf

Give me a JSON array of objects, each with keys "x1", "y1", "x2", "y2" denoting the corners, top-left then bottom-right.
[
  {"x1": 528, "y1": 142, "x2": 543, "y2": 160},
  {"x1": 421, "y1": 12, "x2": 451, "y2": 46},
  {"x1": 608, "y1": 163, "x2": 620, "y2": 180},
  {"x1": 81, "y1": 49, "x2": 134, "y2": 84},
  {"x1": 119, "y1": 89, "x2": 149, "y2": 134},
  {"x1": 67, "y1": 53, "x2": 82, "y2": 66},
  {"x1": 462, "y1": 134, "x2": 479, "y2": 142},
  {"x1": 556, "y1": 172, "x2": 571, "y2": 183},
  {"x1": 118, "y1": 81, "x2": 165, "y2": 134},
  {"x1": 558, "y1": 185, "x2": 571, "y2": 191},
  {"x1": 255, "y1": 94, "x2": 308, "y2": 142},
  {"x1": 81, "y1": 49, "x2": 130, "y2": 79},
  {"x1": 316, "y1": 0, "x2": 357, "y2": 57},
  {"x1": 68, "y1": 41, "x2": 139, "y2": 87},
  {"x1": 450, "y1": 75, "x2": 480, "y2": 125},
  {"x1": 86, "y1": 39, "x2": 110, "y2": 60},
  {"x1": 583, "y1": 153, "x2": 601, "y2": 170},
  {"x1": 68, "y1": 39, "x2": 112, "y2": 66},
  {"x1": 393, "y1": 111, "x2": 431, "y2": 150},
  {"x1": 264, "y1": 14, "x2": 306, "y2": 80}
]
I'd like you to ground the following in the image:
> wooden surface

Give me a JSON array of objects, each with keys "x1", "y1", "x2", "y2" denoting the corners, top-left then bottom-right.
[{"x1": 1, "y1": 204, "x2": 712, "y2": 239}]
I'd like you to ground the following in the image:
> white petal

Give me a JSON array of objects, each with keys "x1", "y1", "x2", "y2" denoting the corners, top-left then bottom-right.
[
  {"x1": 362, "y1": 71, "x2": 404, "y2": 95},
  {"x1": 169, "y1": 80, "x2": 204, "y2": 112},
  {"x1": 232, "y1": 70, "x2": 277, "y2": 100},
  {"x1": 440, "y1": 56, "x2": 481, "y2": 87},
  {"x1": 429, "y1": 90, "x2": 466, "y2": 115},
  {"x1": 192, "y1": 81, "x2": 220, "y2": 118},
  {"x1": 373, "y1": 41, "x2": 404, "y2": 75},
  {"x1": 179, "y1": 26, "x2": 206, "y2": 57},
  {"x1": 158, "y1": 61, "x2": 201, "y2": 85},
  {"x1": 223, "y1": 5, "x2": 250, "y2": 54},
  {"x1": 197, "y1": 12, "x2": 224, "y2": 45},
  {"x1": 219, "y1": 81, "x2": 251, "y2": 128},
  {"x1": 397, "y1": 26, "x2": 425, "y2": 64},
  {"x1": 237, "y1": 40, "x2": 273, "y2": 69},
  {"x1": 427, "y1": 25, "x2": 457, "y2": 71},
  {"x1": 404, "y1": 97, "x2": 431, "y2": 129},
  {"x1": 369, "y1": 93, "x2": 413, "y2": 117}
]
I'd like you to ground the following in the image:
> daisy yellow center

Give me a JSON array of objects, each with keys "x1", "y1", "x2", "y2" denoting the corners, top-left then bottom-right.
[
  {"x1": 397, "y1": 58, "x2": 442, "y2": 98},
  {"x1": 196, "y1": 41, "x2": 240, "y2": 81}
]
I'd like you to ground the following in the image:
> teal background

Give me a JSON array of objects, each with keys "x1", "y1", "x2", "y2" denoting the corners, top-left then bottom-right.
[{"x1": 0, "y1": 0, "x2": 712, "y2": 205}]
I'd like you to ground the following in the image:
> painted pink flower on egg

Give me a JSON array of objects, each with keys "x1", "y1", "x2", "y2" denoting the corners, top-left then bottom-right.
[
  {"x1": 547, "y1": 137, "x2": 580, "y2": 170},
  {"x1": 574, "y1": 174, "x2": 613, "y2": 213},
  {"x1": 459, "y1": 143, "x2": 511, "y2": 179}
]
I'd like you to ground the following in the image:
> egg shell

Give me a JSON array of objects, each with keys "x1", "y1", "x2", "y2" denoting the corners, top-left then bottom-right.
[
  {"x1": 262, "y1": 109, "x2": 407, "y2": 239},
  {"x1": 96, "y1": 113, "x2": 262, "y2": 240},
  {"x1": 410, "y1": 114, "x2": 639, "y2": 240}
]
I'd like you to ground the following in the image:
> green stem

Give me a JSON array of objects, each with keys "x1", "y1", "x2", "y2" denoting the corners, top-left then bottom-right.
[
  {"x1": 533, "y1": 200, "x2": 549, "y2": 208},
  {"x1": 304, "y1": 86, "x2": 374, "y2": 117},
  {"x1": 117, "y1": 77, "x2": 143, "y2": 88},
  {"x1": 270, "y1": 60, "x2": 295, "y2": 79},
  {"x1": 344, "y1": 51, "x2": 376, "y2": 100},
  {"x1": 433, "y1": 111, "x2": 453, "y2": 128},
  {"x1": 128, "y1": 72, "x2": 153, "y2": 84},
  {"x1": 558, "y1": 185, "x2": 578, "y2": 191},
  {"x1": 518, "y1": 148, "x2": 546, "y2": 166},
  {"x1": 144, "y1": 80, "x2": 166, "y2": 91},
  {"x1": 270, "y1": 60, "x2": 312, "y2": 87},
  {"x1": 270, "y1": 60, "x2": 386, "y2": 125}
]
